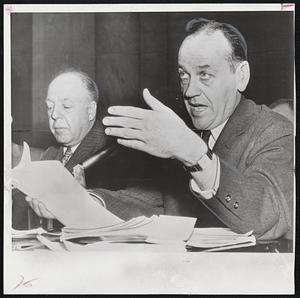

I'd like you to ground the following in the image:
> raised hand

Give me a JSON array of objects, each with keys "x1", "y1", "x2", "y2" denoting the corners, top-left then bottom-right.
[{"x1": 103, "y1": 88, "x2": 207, "y2": 166}]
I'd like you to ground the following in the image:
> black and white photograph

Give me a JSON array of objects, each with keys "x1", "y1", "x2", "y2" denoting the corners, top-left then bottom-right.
[{"x1": 4, "y1": 3, "x2": 295, "y2": 294}]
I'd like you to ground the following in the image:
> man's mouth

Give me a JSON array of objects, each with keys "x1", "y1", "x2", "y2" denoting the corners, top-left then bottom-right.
[
  {"x1": 188, "y1": 102, "x2": 208, "y2": 112},
  {"x1": 53, "y1": 127, "x2": 68, "y2": 131}
]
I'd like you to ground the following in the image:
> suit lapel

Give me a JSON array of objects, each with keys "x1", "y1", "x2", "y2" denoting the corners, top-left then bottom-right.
[
  {"x1": 64, "y1": 120, "x2": 109, "y2": 172},
  {"x1": 213, "y1": 98, "x2": 257, "y2": 158}
]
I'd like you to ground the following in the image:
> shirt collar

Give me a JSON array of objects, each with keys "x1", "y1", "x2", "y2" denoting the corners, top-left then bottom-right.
[
  {"x1": 63, "y1": 143, "x2": 80, "y2": 154},
  {"x1": 209, "y1": 119, "x2": 229, "y2": 147}
]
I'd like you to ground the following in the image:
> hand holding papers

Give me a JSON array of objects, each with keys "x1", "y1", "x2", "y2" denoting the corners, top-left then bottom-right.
[{"x1": 11, "y1": 142, "x2": 122, "y2": 228}]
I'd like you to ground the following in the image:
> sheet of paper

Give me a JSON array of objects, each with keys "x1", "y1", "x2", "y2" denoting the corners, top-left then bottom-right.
[
  {"x1": 186, "y1": 227, "x2": 256, "y2": 249},
  {"x1": 203, "y1": 241, "x2": 256, "y2": 252},
  {"x1": 145, "y1": 215, "x2": 197, "y2": 241},
  {"x1": 11, "y1": 142, "x2": 122, "y2": 229},
  {"x1": 61, "y1": 215, "x2": 197, "y2": 244},
  {"x1": 190, "y1": 227, "x2": 253, "y2": 237},
  {"x1": 62, "y1": 239, "x2": 187, "y2": 252},
  {"x1": 37, "y1": 235, "x2": 67, "y2": 252},
  {"x1": 12, "y1": 227, "x2": 46, "y2": 237}
]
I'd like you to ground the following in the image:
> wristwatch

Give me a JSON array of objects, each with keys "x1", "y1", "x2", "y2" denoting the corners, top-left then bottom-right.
[{"x1": 183, "y1": 148, "x2": 213, "y2": 172}]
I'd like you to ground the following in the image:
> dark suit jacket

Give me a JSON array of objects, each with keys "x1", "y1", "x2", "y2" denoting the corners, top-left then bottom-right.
[
  {"x1": 95, "y1": 98, "x2": 293, "y2": 241},
  {"x1": 12, "y1": 119, "x2": 110, "y2": 229},
  {"x1": 163, "y1": 98, "x2": 294, "y2": 240},
  {"x1": 40, "y1": 119, "x2": 109, "y2": 179}
]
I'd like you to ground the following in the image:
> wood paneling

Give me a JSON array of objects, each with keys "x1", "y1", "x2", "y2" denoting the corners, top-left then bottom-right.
[
  {"x1": 95, "y1": 13, "x2": 140, "y2": 113},
  {"x1": 11, "y1": 12, "x2": 294, "y2": 149},
  {"x1": 11, "y1": 14, "x2": 33, "y2": 137},
  {"x1": 32, "y1": 13, "x2": 96, "y2": 132}
]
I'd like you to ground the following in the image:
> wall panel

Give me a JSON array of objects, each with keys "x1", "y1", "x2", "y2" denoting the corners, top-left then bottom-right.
[
  {"x1": 95, "y1": 13, "x2": 140, "y2": 114},
  {"x1": 32, "y1": 13, "x2": 96, "y2": 133},
  {"x1": 11, "y1": 14, "x2": 33, "y2": 145},
  {"x1": 11, "y1": 12, "x2": 294, "y2": 149}
]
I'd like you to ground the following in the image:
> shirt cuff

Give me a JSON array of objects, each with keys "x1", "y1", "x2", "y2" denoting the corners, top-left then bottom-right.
[{"x1": 189, "y1": 155, "x2": 220, "y2": 200}]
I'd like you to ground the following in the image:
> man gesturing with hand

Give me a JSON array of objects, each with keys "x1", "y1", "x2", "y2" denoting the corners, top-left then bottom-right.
[
  {"x1": 104, "y1": 88, "x2": 218, "y2": 195},
  {"x1": 102, "y1": 17, "x2": 293, "y2": 241}
]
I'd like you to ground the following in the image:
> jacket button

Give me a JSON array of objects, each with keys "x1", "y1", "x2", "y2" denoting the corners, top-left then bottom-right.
[
  {"x1": 225, "y1": 195, "x2": 231, "y2": 202},
  {"x1": 233, "y1": 202, "x2": 239, "y2": 209}
]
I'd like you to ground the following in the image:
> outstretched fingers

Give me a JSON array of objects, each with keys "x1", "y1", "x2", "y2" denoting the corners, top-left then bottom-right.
[
  {"x1": 103, "y1": 116, "x2": 143, "y2": 130},
  {"x1": 107, "y1": 106, "x2": 148, "y2": 119},
  {"x1": 117, "y1": 138, "x2": 148, "y2": 152},
  {"x1": 105, "y1": 127, "x2": 145, "y2": 141}
]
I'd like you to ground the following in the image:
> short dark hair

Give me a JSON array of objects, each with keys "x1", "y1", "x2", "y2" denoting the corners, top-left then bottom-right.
[
  {"x1": 269, "y1": 98, "x2": 294, "y2": 111},
  {"x1": 53, "y1": 68, "x2": 99, "y2": 103},
  {"x1": 185, "y1": 18, "x2": 248, "y2": 71}
]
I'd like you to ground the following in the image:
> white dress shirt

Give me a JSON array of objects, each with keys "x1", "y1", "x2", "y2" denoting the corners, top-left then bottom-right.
[
  {"x1": 63, "y1": 143, "x2": 80, "y2": 154},
  {"x1": 190, "y1": 120, "x2": 228, "y2": 200}
]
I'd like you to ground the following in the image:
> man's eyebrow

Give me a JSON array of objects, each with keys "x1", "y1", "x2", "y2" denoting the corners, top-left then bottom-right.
[
  {"x1": 178, "y1": 64, "x2": 212, "y2": 70},
  {"x1": 62, "y1": 98, "x2": 73, "y2": 103},
  {"x1": 195, "y1": 64, "x2": 211, "y2": 69}
]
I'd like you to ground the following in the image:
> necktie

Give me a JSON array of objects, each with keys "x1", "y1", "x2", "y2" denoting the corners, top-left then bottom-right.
[
  {"x1": 61, "y1": 147, "x2": 72, "y2": 166},
  {"x1": 201, "y1": 130, "x2": 212, "y2": 149}
]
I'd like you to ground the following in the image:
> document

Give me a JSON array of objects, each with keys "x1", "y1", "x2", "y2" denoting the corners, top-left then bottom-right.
[
  {"x1": 61, "y1": 215, "x2": 196, "y2": 244},
  {"x1": 12, "y1": 215, "x2": 196, "y2": 252},
  {"x1": 186, "y1": 227, "x2": 256, "y2": 251},
  {"x1": 11, "y1": 142, "x2": 122, "y2": 229},
  {"x1": 11, "y1": 143, "x2": 254, "y2": 252}
]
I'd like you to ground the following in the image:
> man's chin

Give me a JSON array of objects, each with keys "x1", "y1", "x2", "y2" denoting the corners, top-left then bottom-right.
[
  {"x1": 54, "y1": 135, "x2": 71, "y2": 146},
  {"x1": 191, "y1": 118, "x2": 211, "y2": 130}
]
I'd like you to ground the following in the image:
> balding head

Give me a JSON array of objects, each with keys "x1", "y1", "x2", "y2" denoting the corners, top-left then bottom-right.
[
  {"x1": 50, "y1": 69, "x2": 99, "y2": 103},
  {"x1": 46, "y1": 70, "x2": 98, "y2": 146}
]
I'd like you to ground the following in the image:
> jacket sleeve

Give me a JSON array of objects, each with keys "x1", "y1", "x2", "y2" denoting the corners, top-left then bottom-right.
[{"x1": 201, "y1": 120, "x2": 294, "y2": 240}]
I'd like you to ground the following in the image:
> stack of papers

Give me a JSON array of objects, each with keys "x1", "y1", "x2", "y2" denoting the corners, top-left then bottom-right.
[
  {"x1": 11, "y1": 221, "x2": 255, "y2": 252},
  {"x1": 11, "y1": 215, "x2": 197, "y2": 252},
  {"x1": 186, "y1": 228, "x2": 256, "y2": 251},
  {"x1": 61, "y1": 215, "x2": 196, "y2": 245},
  {"x1": 12, "y1": 227, "x2": 61, "y2": 250}
]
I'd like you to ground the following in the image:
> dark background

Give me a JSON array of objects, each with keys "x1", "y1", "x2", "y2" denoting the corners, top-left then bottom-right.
[{"x1": 11, "y1": 11, "x2": 294, "y2": 149}]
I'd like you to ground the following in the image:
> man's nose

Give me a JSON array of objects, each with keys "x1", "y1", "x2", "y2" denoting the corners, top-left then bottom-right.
[
  {"x1": 51, "y1": 105, "x2": 62, "y2": 119},
  {"x1": 184, "y1": 77, "x2": 202, "y2": 99}
]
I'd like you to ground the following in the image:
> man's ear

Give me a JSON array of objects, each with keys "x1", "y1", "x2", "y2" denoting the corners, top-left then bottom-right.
[
  {"x1": 235, "y1": 61, "x2": 250, "y2": 92},
  {"x1": 88, "y1": 101, "x2": 97, "y2": 121}
]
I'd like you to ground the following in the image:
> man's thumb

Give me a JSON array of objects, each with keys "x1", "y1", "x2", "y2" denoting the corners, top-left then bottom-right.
[{"x1": 143, "y1": 88, "x2": 170, "y2": 112}]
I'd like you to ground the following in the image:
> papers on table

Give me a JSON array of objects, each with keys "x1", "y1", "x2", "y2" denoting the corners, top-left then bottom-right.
[
  {"x1": 12, "y1": 215, "x2": 196, "y2": 252},
  {"x1": 61, "y1": 215, "x2": 196, "y2": 244},
  {"x1": 10, "y1": 142, "x2": 256, "y2": 252},
  {"x1": 11, "y1": 142, "x2": 122, "y2": 229},
  {"x1": 12, "y1": 218, "x2": 255, "y2": 252},
  {"x1": 12, "y1": 227, "x2": 60, "y2": 250},
  {"x1": 12, "y1": 227, "x2": 60, "y2": 239},
  {"x1": 186, "y1": 228, "x2": 256, "y2": 251}
]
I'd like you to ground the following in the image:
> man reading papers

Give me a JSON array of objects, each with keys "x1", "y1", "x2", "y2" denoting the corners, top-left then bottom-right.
[{"x1": 13, "y1": 69, "x2": 110, "y2": 229}]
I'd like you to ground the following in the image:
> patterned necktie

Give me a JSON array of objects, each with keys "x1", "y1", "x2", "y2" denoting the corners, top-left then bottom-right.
[{"x1": 61, "y1": 147, "x2": 72, "y2": 166}]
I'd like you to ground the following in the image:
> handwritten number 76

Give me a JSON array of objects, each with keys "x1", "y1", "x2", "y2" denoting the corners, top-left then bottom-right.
[{"x1": 12, "y1": 275, "x2": 37, "y2": 290}]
